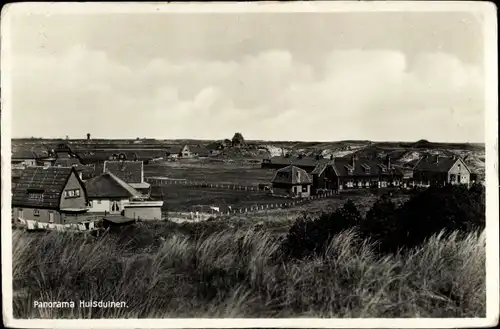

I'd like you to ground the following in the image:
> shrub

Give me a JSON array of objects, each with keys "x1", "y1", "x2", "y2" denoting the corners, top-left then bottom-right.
[
  {"x1": 395, "y1": 185, "x2": 485, "y2": 250},
  {"x1": 359, "y1": 185, "x2": 486, "y2": 253},
  {"x1": 360, "y1": 194, "x2": 399, "y2": 252},
  {"x1": 282, "y1": 200, "x2": 361, "y2": 259}
]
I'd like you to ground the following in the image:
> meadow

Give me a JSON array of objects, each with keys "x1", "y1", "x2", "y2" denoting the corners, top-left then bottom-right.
[
  {"x1": 144, "y1": 160, "x2": 275, "y2": 186},
  {"x1": 12, "y1": 221, "x2": 485, "y2": 318}
]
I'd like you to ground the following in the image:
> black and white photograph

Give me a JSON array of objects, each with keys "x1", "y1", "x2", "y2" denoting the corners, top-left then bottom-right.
[{"x1": 1, "y1": 1, "x2": 498, "y2": 328}]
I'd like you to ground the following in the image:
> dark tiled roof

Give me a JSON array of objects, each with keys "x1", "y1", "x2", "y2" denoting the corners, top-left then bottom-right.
[
  {"x1": 12, "y1": 168, "x2": 24, "y2": 178},
  {"x1": 53, "y1": 157, "x2": 83, "y2": 167},
  {"x1": 272, "y1": 165, "x2": 312, "y2": 185},
  {"x1": 310, "y1": 160, "x2": 337, "y2": 175},
  {"x1": 190, "y1": 147, "x2": 211, "y2": 157},
  {"x1": 103, "y1": 161, "x2": 143, "y2": 184},
  {"x1": 12, "y1": 166, "x2": 77, "y2": 209},
  {"x1": 85, "y1": 172, "x2": 142, "y2": 199},
  {"x1": 331, "y1": 158, "x2": 404, "y2": 177},
  {"x1": 267, "y1": 156, "x2": 329, "y2": 168},
  {"x1": 413, "y1": 155, "x2": 467, "y2": 173}
]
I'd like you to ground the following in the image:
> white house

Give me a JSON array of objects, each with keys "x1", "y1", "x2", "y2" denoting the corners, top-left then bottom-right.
[
  {"x1": 84, "y1": 171, "x2": 146, "y2": 214},
  {"x1": 84, "y1": 171, "x2": 164, "y2": 220}
]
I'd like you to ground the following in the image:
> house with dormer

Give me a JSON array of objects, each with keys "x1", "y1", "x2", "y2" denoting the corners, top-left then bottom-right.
[
  {"x1": 12, "y1": 166, "x2": 90, "y2": 225},
  {"x1": 309, "y1": 155, "x2": 404, "y2": 192}
]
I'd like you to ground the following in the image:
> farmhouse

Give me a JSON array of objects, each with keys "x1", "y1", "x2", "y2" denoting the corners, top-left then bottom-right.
[
  {"x1": 271, "y1": 165, "x2": 312, "y2": 198},
  {"x1": 12, "y1": 167, "x2": 91, "y2": 225},
  {"x1": 310, "y1": 156, "x2": 404, "y2": 192},
  {"x1": 103, "y1": 160, "x2": 151, "y2": 196},
  {"x1": 412, "y1": 154, "x2": 471, "y2": 187}
]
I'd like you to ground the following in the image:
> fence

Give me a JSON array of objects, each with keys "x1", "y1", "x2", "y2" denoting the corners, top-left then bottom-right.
[
  {"x1": 146, "y1": 177, "x2": 260, "y2": 192},
  {"x1": 161, "y1": 190, "x2": 339, "y2": 222}
]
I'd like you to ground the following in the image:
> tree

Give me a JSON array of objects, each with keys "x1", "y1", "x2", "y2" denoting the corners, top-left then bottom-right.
[{"x1": 231, "y1": 132, "x2": 246, "y2": 147}]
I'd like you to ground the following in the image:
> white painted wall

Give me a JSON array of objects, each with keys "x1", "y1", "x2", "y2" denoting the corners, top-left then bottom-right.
[{"x1": 88, "y1": 199, "x2": 130, "y2": 213}]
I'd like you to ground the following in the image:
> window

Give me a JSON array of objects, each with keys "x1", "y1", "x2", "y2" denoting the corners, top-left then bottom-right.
[
  {"x1": 450, "y1": 174, "x2": 456, "y2": 182},
  {"x1": 302, "y1": 185, "x2": 308, "y2": 192},
  {"x1": 33, "y1": 209, "x2": 40, "y2": 217},
  {"x1": 28, "y1": 192, "x2": 44, "y2": 201},
  {"x1": 64, "y1": 189, "x2": 81, "y2": 199},
  {"x1": 457, "y1": 175, "x2": 461, "y2": 183}
]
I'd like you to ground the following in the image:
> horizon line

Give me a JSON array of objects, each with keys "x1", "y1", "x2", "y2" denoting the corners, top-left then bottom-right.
[{"x1": 10, "y1": 136, "x2": 486, "y2": 145}]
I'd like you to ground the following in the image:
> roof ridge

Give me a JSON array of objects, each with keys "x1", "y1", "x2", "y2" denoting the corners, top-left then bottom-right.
[{"x1": 105, "y1": 171, "x2": 143, "y2": 198}]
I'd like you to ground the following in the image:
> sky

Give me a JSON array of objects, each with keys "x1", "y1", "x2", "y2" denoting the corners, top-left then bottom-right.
[{"x1": 6, "y1": 10, "x2": 486, "y2": 142}]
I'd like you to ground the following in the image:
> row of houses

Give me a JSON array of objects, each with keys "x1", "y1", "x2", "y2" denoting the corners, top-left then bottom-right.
[
  {"x1": 11, "y1": 159, "x2": 162, "y2": 229},
  {"x1": 266, "y1": 153, "x2": 474, "y2": 198}
]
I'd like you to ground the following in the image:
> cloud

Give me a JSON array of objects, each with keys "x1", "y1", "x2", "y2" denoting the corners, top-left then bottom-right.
[{"x1": 10, "y1": 46, "x2": 484, "y2": 142}]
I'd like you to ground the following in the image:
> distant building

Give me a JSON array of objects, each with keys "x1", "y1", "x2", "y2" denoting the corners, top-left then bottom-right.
[
  {"x1": 271, "y1": 165, "x2": 312, "y2": 198},
  {"x1": 412, "y1": 154, "x2": 471, "y2": 187},
  {"x1": 165, "y1": 144, "x2": 190, "y2": 158},
  {"x1": 11, "y1": 150, "x2": 38, "y2": 169},
  {"x1": 165, "y1": 144, "x2": 212, "y2": 158},
  {"x1": 310, "y1": 155, "x2": 404, "y2": 192},
  {"x1": 103, "y1": 160, "x2": 151, "y2": 196},
  {"x1": 12, "y1": 167, "x2": 90, "y2": 224}
]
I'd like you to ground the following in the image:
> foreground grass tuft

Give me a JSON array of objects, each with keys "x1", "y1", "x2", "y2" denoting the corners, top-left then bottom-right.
[{"x1": 12, "y1": 223, "x2": 485, "y2": 318}]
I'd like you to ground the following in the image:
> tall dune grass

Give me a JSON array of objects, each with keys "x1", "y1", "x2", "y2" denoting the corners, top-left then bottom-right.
[{"x1": 11, "y1": 223, "x2": 485, "y2": 318}]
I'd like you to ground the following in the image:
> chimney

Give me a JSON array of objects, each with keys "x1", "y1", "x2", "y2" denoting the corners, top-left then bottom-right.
[
  {"x1": 315, "y1": 154, "x2": 320, "y2": 161},
  {"x1": 330, "y1": 155, "x2": 334, "y2": 160},
  {"x1": 435, "y1": 156, "x2": 439, "y2": 164},
  {"x1": 386, "y1": 155, "x2": 391, "y2": 168},
  {"x1": 352, "y1": 155, "x2": 355, "y2": 168},
  {"x1": 87, "y1": 133, "x2": 91, "y2": 140}
]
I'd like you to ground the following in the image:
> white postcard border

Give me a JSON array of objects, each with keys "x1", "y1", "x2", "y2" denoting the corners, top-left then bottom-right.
[{"x1": 1, "y1": 1, "x2": 498, "y2": 328}]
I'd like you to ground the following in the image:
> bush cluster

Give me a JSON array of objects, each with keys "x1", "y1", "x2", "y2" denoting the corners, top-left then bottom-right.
[{"x1": 283, "y1": 183, "x2": 485, "y2": 259}]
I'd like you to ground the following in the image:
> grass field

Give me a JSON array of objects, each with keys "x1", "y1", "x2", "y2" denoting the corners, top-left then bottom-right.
[
  {"x1": 156, "y1": 185, "x2": 283, "y2": 212},
  {"x1": 145, "y1": 161, "x2": 275, "y2": 186},
  {"x1": 12, "y1": 222, "x2": 485, "y2": 318},
  {"x1": 151, "y1": 181, "x2": 411, "y2": 213}
]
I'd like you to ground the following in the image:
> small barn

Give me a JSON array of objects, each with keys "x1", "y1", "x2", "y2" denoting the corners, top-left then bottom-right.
[
  {"x1": 271, "y1": 165, "x2": 312, "y2": 198},
  {"x1": 123, "y1": 201, "x2": 164, "y2": 221}
]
